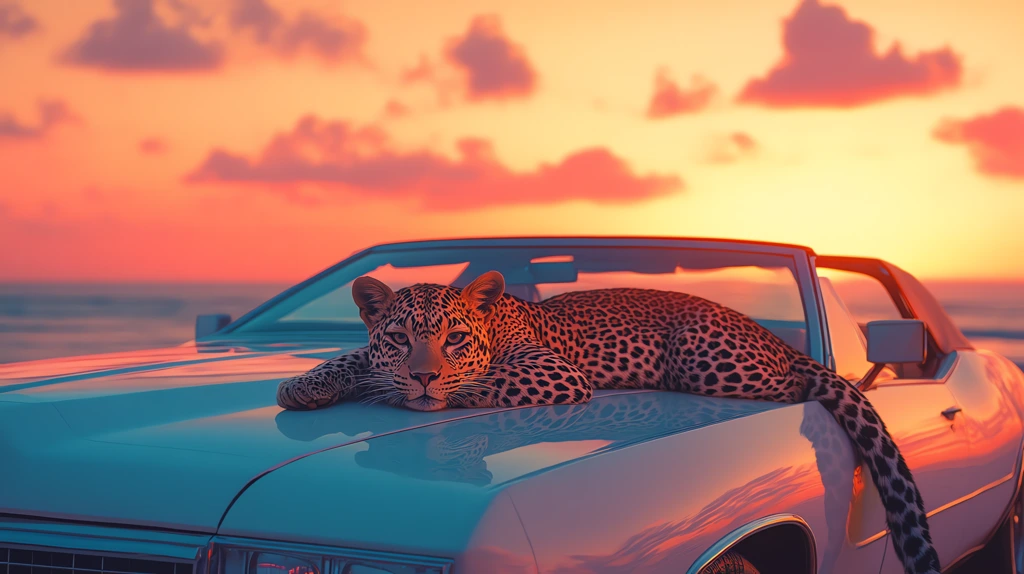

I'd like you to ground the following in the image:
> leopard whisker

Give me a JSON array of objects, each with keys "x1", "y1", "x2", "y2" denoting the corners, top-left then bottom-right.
[
  {"x1": 359, "y1": 387, "x2": 402, "y2": 405},
  {"x1": 358, "y1": 393, "x2": 387, "y2": 405},
  {"x1": 449, "y1": 389, "x2": 487, "y2": 403},
  {"x1": 359, "y1": 380, "x2": 398, "y2": 390}
]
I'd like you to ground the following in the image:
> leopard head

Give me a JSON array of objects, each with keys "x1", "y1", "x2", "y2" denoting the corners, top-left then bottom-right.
[{"x1": 352, "y1": 271, "x2": 505, "y2": 411}]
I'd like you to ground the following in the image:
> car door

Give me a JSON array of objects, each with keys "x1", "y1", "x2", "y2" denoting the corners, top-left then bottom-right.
[
  {"x1": 817, "y1": 278, "x2": 974, "y2": 570},
  {"x1": 925, "y1": 350, "x2": 1023, "y2": 560},
  {"x1": 866, "y1": 379, "x2": 974, "y2": 572}
]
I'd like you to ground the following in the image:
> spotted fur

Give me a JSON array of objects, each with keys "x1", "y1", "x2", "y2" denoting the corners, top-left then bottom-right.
[{"x1": 276, "y1": 271, "x2": 940, "y2": 574}]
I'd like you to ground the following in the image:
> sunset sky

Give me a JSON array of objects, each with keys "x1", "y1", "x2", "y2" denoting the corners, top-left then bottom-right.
[{"x1": 1, "y1": 0, "x2": 1022, "y2": 282}]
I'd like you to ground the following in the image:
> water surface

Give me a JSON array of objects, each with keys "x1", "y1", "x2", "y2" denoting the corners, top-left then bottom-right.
[{"x1": 0, "y1": 281, "x2": 1021, "y2": 369}]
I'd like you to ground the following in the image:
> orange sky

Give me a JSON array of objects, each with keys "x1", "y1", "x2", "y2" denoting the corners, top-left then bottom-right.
[{"x1": 1, "y1": 0, "x2": 1023, "y2": 282}]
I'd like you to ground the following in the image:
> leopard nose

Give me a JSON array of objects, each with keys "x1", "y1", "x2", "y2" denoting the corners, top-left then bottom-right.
[{"x1": 410, "y1": 371, "x2": 440, "y2": 388}]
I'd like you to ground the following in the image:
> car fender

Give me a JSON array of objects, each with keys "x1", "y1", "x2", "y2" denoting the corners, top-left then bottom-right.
[{"x1": 504, "y1": 401, "x2": 890, "y2": 574}]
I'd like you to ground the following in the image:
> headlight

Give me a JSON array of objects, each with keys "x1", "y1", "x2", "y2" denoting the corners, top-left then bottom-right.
[{"x1": 216, "y1": 544, "x2": 451, "y2": 574}]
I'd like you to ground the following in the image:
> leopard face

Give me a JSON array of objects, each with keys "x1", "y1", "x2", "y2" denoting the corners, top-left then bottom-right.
[{"x1": 352, "y1": 271, "x2": 505, "y2": 411}]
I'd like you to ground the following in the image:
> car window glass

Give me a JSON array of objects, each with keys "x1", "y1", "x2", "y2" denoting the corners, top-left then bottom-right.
[
  {"x1": 537, "y1": 265, "x2": 805, "y2": 322},
  {"x1": 817, "y1": 268, "x2": 903, "y2": 325},
  {"x1": 817, "y1": 269, "x2": 906, "y2": 382},
  {"x1": 233, "y1": 246, "x2": 810, "y2": 348},
  {"x1": 819, "y1": 277, "x2": 877, "y2": 381},
  {"x1": 279, "y1": 263, "x2": 470, "y2": 323}
]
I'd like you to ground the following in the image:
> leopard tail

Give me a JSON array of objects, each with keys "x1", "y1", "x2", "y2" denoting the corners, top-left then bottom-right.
[{"x1": 792, "y1": 358, "x2": 940, "y2": 574}]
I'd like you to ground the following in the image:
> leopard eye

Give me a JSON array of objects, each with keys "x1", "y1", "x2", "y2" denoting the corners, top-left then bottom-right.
[
  {"x1": 446, "y1": 332, "x2": 468, "y2": 346},
  {"x1": 387, "y1": 332, "x2": 409, "y2": 345}
]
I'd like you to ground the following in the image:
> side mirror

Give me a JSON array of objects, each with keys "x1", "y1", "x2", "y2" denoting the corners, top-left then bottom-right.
[
  {"x1": 866, "y1": 320, "x2": 927, "y2": 364},
  {"x1": 196, "y1": 313, "x2": 232, "y2": 339},
  {"x1": 858, "y1": 319, "x2": 927, "y2": 391}
]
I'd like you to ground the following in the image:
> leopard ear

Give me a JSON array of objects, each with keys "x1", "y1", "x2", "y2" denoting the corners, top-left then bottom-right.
[
  {"x1": 352, "y1": 276, "x2": 395, "y2": 329},
  {"x1": 461, "y1": 271, "x2": 505, "y2": 315}
]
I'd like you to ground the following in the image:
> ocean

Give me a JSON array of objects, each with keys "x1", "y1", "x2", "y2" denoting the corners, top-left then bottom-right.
[
  {"x1": 0, "y1": 283, "x2": 288, "y2": 364},
  {"x1": 0, "y1": 282, "x2": 1021, "y2": 370}
]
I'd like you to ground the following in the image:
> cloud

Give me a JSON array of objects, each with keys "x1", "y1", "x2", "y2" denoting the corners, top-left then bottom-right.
[
  {"x1": 0, "y1": 2, "x2": 39, "y2": 39},
  {"x1": 229, "y1": 0, "x2": 280, "y2": 43},
  {"x1": 401, "y1": 53, "x2": 435, "y2": 85},
  {"x1": 731, "y1": 132, "x2": 757, "y2": 151},
  {"x1": 934, "y1": 106, "x2": 1024, "y2": 179},
  {"x1": 138, "y1": 137, "x2": 168, "y2": 154},
  {"x1": 63, "y1": 0, "x2": 223, "y2": 71},
  {"x1": 185, "y1": 116, "x2": 682, "y2": 209},
  {"x1": 706, "y1": 132, "x2": 759, "y2": 164},
  {"x1": 383, "y1": 99, "x2": 410, "y2": 119},
  {"x1": 646, "y1": 70, "x2": 717, "y2": 119},
  {"x1": 445, "y1": 15, "x2": 537, "y2": 101},
  {"x1": 0, "y1": 100, "x2": 77, "y2": 139},
  {"x1": 229, "y1": 0, "x2": 367, "y2": 64},
  {"x1": 738, "y1": 0, "x2": 962, "y2": 107},
  {"x1": 398, "y1": 54, "x2": 461, "y2": 107}
]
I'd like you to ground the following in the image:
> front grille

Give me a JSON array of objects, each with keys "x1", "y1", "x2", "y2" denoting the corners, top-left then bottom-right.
[{"x1": 0, "y1": 547, "x2": 194, "y2": 574}]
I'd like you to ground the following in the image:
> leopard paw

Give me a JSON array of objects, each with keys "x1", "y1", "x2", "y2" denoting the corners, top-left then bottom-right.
[{"x1": 276, "y1": 374, "x2": 341, "y2": 410}]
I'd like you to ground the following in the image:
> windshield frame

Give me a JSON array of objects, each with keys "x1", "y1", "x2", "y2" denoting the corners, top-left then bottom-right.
[{"x1": 217, "y1": 237, "x2": 826, "y2": 363}]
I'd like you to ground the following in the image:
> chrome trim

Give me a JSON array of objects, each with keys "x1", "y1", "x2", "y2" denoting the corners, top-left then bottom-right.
[
  {"x1": 367, "y1": 235, "x2": 816, "y2": 255},
  {"x1": 803, "y1": 254, "x2": 829, "y2": 366},
  {"x1": 855, "y1": 469, "x2": 1017, "y2": 548},
  {"x1": 855, "y1": 433, "x2": 1024, "y2": 550},
  {"x1": 685, "y1": 514, "x2": 816, "y2": 574},
  {"x1": 867, "y1": 351, "x2": 960, "y2": 389},
  {"x1": 940, "y1": 543, "x2": 988, "y2": 574},
  {"x1": 928, "y1": 471, "x2": 1016, "y2": 518},
  {"x1": 939, "y1": 435, "x2": 1024, "y2": 573},
  {"x1": 807, "y1": 255, "x2": 835, "y2": 373},
  {"x1": 210, "y1": 536, "x2": 453, "y2": 574},
  {"x1": 0, "y1": 517, "x2": 209, "y2": 561},
  {"x1": 940, "y1": 406, "x2": 962, "y2": 420},
  {"x1": 0, "y1": 541, "x2": 199, "y2": 566},
  {"x1": 0, "y1": 521, "x2": 452, "y2": 574},
  {"x1": 854, "y1": 525, "x2": 888, "y2": 548}
]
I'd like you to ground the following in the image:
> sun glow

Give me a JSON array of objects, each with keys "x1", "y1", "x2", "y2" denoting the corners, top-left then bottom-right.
[{"x1": 2, "y1": 0, "x2": 1023, "y2": 281}]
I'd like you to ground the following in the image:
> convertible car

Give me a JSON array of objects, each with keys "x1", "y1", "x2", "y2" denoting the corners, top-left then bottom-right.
[{"x1": 2, "y1": 237, "x2": 1023, "y2": 574}]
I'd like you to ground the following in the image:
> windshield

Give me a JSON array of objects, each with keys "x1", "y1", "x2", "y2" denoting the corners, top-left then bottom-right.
[{"x1": 231, "y1": 245, "x2": 809, "y2": 352}]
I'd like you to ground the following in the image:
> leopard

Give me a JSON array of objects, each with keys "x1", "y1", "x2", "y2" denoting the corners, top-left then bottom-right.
[{"x1": 276, "y1": 270, "x2": 941, "y2": 574}]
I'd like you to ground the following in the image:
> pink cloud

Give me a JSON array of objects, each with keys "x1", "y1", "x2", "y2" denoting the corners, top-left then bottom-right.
[
  {"x1": 229, "y1": 0, "x2": 366, "y2": 64},
  {"x1": 401, "y1": 53, "x2": 435, "y2": 85},
  {"x1": 62, "y1": 0, "x2": 223, "y2": 71},
  {"x1": 0, "y1": 100, "x2": 77, "y2": 139},
  {"x1": 185, "y1": 116, "x2": 682, "y2": 210},
  {"x1": 934, "y1": 106, "x2": 1024, "y2": 179},
  {"x1": 229, "y1": 0, "x2": 280, "y2": 43},
  {"x1": 738, "y1": 0, "x2": 962, "y2": 107},
  {"x1": 646, "y1": 70, "x2": 717, "y2": 119},
  {"x1": 0, "y1": 2, "x2": 38, "y2": 39},
  {"x1": 731, "y1": 132, "x2": 756, "y2": 151},
  {"x1": 445, "y1": 15, "x2": 537, "y2": 101},
  {"x1": 383, "y1": 99, "x2": 410, "y2": 119},
  {"x1": 138, "y1": 137, "x2": 168, "y2": 155},
  {"x1": 706, "y1": 132, "x2": 759, "y2": 164}
]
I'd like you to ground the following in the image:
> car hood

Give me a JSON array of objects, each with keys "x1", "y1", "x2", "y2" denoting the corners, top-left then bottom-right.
[{"x1": 0, "y1": 342, "x2": 786, "y2": 540}]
